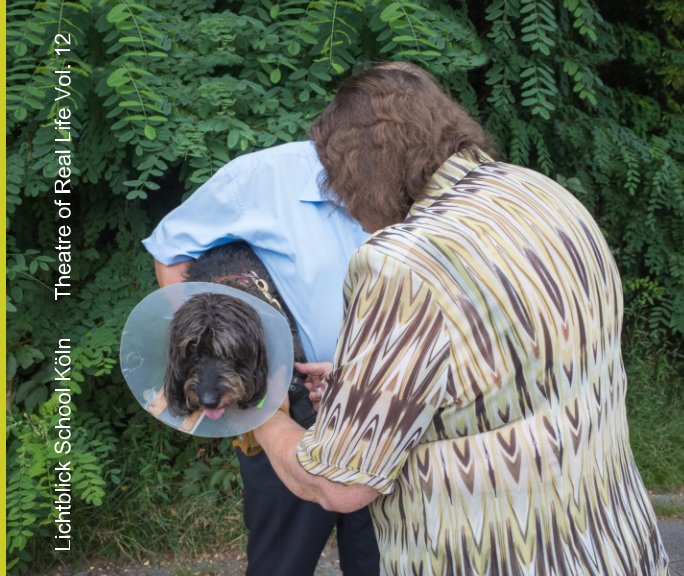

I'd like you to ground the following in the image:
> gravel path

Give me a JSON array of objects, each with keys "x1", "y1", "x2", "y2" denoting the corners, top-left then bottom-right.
[
  {"x1": 41, "y1": 544, "x2": 342, "y2": 576},
  {"x1": 38, "y1": 496, "x2": 684, "y2": 575}
]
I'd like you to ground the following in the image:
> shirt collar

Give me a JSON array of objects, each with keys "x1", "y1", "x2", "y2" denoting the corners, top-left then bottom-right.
[{"x1": 409, "y1": 149, "x2": 494, "y2": 215}]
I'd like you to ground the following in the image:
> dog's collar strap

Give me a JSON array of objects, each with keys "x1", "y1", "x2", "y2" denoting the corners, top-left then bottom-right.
[{"x1": 212, "y1": 272, "x2": 283, "y2": 313}]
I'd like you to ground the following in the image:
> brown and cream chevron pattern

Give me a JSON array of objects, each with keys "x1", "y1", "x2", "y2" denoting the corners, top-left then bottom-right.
[{"x1": 297, "y1": 152, "x2": 668, "y2": 575}]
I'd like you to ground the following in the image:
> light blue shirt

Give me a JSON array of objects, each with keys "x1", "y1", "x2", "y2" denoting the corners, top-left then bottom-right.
[{"x1": 142, "y1": 141, "x2": 368, "y2": 362}]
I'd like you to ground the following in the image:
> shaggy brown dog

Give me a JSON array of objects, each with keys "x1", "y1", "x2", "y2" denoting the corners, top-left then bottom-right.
[
  {"x1": 164, "y1": 291, "x2": 268, "y2": 418},
  {"x1": 163, "y1": 242, "x2": 313, "y2": 425},
  {"x1": 164, "y1": 242, "x2": 277, "y2": 418}
]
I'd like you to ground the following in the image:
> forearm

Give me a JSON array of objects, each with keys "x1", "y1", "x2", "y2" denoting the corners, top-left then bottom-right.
[
  {"x1": 253, "y1": 411, "x2": 379, "y2": 513},
  {"x1": 254, "y1": 412, "x2": 327, "y2": 504}
]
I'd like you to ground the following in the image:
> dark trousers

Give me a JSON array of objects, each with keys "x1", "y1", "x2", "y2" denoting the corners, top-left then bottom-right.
[{"x1": 237, "y1": 450, "x2": 380, "y2": 576}]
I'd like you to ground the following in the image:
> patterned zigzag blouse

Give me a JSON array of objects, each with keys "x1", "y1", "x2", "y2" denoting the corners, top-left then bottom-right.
[{"x1": 297, "y1": 152, "x2": 669, "y2": 575}]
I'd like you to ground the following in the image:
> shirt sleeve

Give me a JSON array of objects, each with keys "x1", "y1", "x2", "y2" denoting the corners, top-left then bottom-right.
[
  {"x1": 296, "y1": 245, "x2": 452, "y2": 494},
  {"x1": 141, "y1": 161, "x2": 253, "y2": 265}
]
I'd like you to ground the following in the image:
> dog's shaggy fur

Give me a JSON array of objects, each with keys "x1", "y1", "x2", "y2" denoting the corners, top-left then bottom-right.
[
  {"x1": 165, "y1": 292, "x2": 268, "y2": 416},
  {"x1": 164, "y1": 242, "x2": 291, "y2": 418}
]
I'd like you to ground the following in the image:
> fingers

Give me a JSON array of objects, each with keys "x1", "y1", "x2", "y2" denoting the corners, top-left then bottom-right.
[
  {"x1": 294, "y1": 361, "x2": 333, "y2": 379},
  {"x1": 305, "y1": 380, "x2": 325, "y2": 401},
  {"x1": 294, "y1": 361, "x2": 332, "y2": 389},
  {"x1": 308, "y1": 388, "x2": 323, "y2": 412},
  {"x1": 294, "y1": 362, "x2": 332, "y2": 414}
]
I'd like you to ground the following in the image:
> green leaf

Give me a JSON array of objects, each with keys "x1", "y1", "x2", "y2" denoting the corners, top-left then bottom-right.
[
  {"x1": 24, "y1": 386, "x2": 49, "y2": 412},
  {"x1": 119, "y1": 36, "x2": 144, "y2": 45},
  {"x1": 7, "y1": 353, "x2": 18, "y2": 381},
  {"x1": 270, "y1": 68, "x2": 281, "y2": 84},
  {"x1": 106, "y1": 68, "x2": 128, "y2": 88},
  {"x1": 13, "y1": 107, "x2": 27, "y2": 122},
  {"x1": 564, "y1": 61, "x2": 579, "y2": 76},
  {"x1": 106, "y1": 4, "x2": 130, "y2": 24},
  {"x1": 118, "y1": 100, "x2": 144, "y2": 109},
  {"x1": 227, "y1": 129, "x2": 240, "y2": 149},
  {"x1": 380, "y1": 3, "x2": 402, "y2": 23},
  {"x1": 15, "y1": 345, "x2": 44, "y2": 370},
  {"x1": 144, "y1": 125, "x2": 157, "y2": 140}
]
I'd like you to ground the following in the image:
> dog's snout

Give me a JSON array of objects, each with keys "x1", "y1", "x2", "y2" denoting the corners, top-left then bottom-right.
[
  {"x1": 200, "y1": 395, "x2": 220, "y2": 409},
  {"x1": 196, "y1": 356, "x2": 222, "y2": 408}
]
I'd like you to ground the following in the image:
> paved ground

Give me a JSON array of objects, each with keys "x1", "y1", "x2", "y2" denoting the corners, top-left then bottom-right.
[
  {"x1": 43, "y1": 545, "x2": 341, "y2": 576},
  {"x1": 40, "y1": 507, "x2": 684, "y2": 575},
  {"x1": 660, "y1": 519, "x2": 684, "y2": 576}
]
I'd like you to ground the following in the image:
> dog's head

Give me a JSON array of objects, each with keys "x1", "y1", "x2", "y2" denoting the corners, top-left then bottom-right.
[{"x1": 164, "y1": 293, "x2": 268, "y2": 419}]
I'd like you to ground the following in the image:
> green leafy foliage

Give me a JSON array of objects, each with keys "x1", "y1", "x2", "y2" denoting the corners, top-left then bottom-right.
[
  {"x1": 6, "y1": 0, "x2": 683, "y2": 572},
  {"x1": 483, "y1": 0, "x2": 683, "y2": 334}
]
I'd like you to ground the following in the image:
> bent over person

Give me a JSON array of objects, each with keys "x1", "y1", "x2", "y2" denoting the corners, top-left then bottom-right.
[
  {"x1": 253, "y1": 63, "x2": 669, "y2": 575},
  {"x1": 142, "y1": 141, "x2": 380, "y2": 576}
]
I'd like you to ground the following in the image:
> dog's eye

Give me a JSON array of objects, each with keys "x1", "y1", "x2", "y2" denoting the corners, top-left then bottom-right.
[{"x1": 187, "y1": 341, "x2": 198, "y2": 355}]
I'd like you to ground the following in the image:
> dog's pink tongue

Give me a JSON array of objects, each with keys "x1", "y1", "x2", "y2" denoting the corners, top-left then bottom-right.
[{"x1": 203, "y1": 408, "x2": 225, "y2": 420}]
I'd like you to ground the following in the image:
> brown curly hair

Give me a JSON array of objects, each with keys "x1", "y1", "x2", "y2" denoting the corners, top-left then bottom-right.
[{"x1": 309, "y1": 61, "x2": 497, "y2": 230}]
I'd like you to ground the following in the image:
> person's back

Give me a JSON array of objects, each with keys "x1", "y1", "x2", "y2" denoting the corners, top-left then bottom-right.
[{"x1": 349, "y1": 151, "x2": 668, "y2": 575}]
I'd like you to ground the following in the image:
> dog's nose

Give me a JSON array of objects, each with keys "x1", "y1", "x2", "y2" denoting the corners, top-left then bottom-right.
[
  {"x1": 199, "y1": 393, "x2": 220, "y2": 409},
  {"x1": 197, "y1": 357, "x2": 221, "y2": 408}
]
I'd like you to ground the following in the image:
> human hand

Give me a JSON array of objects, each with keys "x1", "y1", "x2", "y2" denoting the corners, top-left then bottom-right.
[{"x1": 294, "y1": 361, "x2": 332, "y2": 412}]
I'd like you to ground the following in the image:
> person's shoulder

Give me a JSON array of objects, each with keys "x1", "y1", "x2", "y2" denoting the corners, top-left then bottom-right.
[
  {"x1": 211, "y1": 141, "x2": 320, "y2": 187},
  {"x1": 233, "y1": 141, "x2": 319, "y2": 167},
  {"x1": 351, "y1": 231, "x2": 414, "y2": 272},
  {"x1": 364, "y1": 221, "x2": 427, "y2": 256}
]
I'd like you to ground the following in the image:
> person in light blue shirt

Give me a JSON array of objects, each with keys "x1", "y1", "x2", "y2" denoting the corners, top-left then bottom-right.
[
  {"x1": 142, "y1": 141, "x2": 379, "y2": 576},
  {"x1": 143, "y1": 141, "x2": 368, "y2": 361}
]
